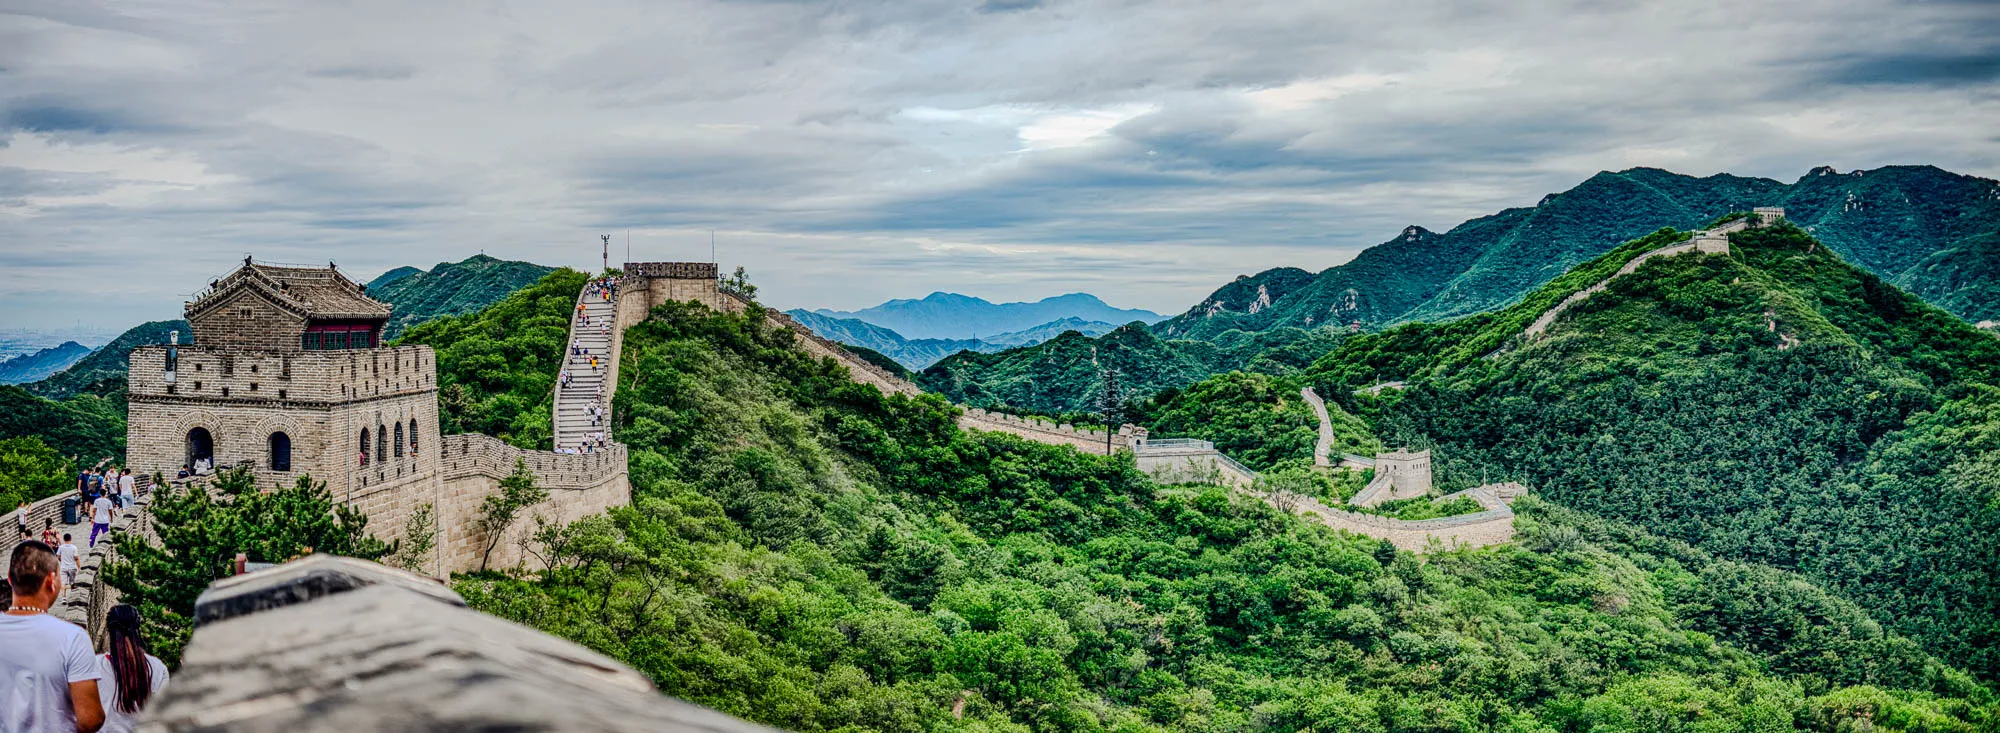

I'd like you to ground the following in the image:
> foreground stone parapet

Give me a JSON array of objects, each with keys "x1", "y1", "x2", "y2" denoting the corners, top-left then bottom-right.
[
  {"x1": 191, "y1": 553, "x2": 464, "y2": 625},
  {"x1": 142, "y1": 555, "x2": 776, "y2": 733}
]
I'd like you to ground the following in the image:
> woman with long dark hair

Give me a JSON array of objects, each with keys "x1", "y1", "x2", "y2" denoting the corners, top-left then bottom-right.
[{"x1": 96, "y1": 604, "x2": 169, "y2": 732}]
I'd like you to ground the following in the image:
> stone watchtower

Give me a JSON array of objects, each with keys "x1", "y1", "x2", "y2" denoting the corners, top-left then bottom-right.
[
  {"x1": 126, "y1": 258, "x2": 445, "y2": 522},
  {"x1": 1374, "y1": 448, "x2": 1433, "y2": 501}
]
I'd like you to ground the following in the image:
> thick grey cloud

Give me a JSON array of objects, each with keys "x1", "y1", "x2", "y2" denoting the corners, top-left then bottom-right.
[{"x1": 1, "y1": 0, "x2": 1998, "y2": 330}]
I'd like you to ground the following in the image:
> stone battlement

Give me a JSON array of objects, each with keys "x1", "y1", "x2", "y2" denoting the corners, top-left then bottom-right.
[
  {"x1": 439, "y1": 433, "x2": 628, "y2": 490},
  {"x1": 960, "y1": 407, "x2": 1141, "y2": 455},
  {"x1": 625, "y1": 261, "x2": 720, "y2": 280},
  {"x1": 128, "y1": 344, "x2": 438, "y2": 406}
]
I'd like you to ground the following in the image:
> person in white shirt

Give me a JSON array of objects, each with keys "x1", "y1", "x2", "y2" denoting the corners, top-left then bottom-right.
[
  {"x1": 56, "y1": 535, "x2": 79, "y2": 588},
  {"x1": 88, "y1": 495, "x2": 115, "y2": 548},
  {"x1": 1, "y1": 540, "x2": 106, "y2": 733},
  {"x1": 94, "y1": 605, "x2": 168, "y2": 733},
  {"x1": 118, "y1": 470, "x2": 135, "y2": 504}
]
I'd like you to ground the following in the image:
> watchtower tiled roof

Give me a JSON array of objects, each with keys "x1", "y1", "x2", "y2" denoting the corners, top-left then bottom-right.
[{"x1": 186, "y1": 258, "x2": 391, "y2": 322}]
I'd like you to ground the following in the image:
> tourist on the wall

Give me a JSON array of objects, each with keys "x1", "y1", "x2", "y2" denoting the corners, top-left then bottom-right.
[
  {"x1": 88, "y1": 494, "x2": 114, "y2": 548},
  {"x1": 13, "y1": 499, "x2": 28, "y2": 541},
  {"x1": 39, "y1": 519, "x2": 57, "y2": 548},
  {"x1": 0, "y1": 540, "x2": 107, "y2": 733},
  {"x1": 117, "y1": 471, "x2": 134, "y2": 507},
  {"x1": 56, "y1": 534, "x2": 78, "y2": 587},
  {"x1": 101, "y1": 469, "x2": 120, "y2": 510},
  {"x1": 94, "y1": 605, "x2": 169, "y2": 733}
]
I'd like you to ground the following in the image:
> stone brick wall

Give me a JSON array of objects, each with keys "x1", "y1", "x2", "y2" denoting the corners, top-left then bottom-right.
[
  {"x1": 149, "y1": 555, "x2": 778, "y2": 732},
  {"x1": 435, "y1": 434, "x2": 630, "y2": 572},
  {"x1": 627, "y1": 262, "x2": 727, "y2": 313},
  {"x1": 1375, "y1": 449, "x2": 1432, "y2": 502},
  {"x1": 1134, "y1": 447, "x2": 1258, "y2": 487},
  {"x1": 959, "y1": 408, "x2": 1137, "y2": 456},
  {"x1": 187, "y1": 289, "x2": 310, "y2": 352},
  {"x1": 127, "y1": 345, "x2": 443, "y2": 499}
]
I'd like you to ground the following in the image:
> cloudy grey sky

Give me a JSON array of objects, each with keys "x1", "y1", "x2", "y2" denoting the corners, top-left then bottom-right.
[{"x1": 3, "y1": 0, "x2": 1998, "y2": 330}]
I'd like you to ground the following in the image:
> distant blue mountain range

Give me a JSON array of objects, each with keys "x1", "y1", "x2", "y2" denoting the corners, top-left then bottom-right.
[
  {"x1": 786, "y1": 310, "x2": 1125, "y2": 369},
  {"x1": 0, "y1": 341, "x2": 91, "y2": 385},
  {"x1": 813, "y1": 292, "x2": 1165, "y2": 341}
]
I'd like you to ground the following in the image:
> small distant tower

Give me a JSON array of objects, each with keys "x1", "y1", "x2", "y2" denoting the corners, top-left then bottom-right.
[
  {"x1": 1376, "y1": 448, "x2": 1433, "y2": 500},
  {"x1": 1753, "y1": 207, "x2": 1786, "y2": 227}
]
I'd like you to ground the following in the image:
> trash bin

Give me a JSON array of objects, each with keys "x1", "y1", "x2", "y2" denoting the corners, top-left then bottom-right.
[{"x1": 62, "y1": 497, "x2": 81, "y2": 526}]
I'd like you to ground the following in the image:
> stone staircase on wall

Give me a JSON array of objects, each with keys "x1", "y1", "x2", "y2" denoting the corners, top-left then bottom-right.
[{"x1": 554, "y1": 282, "x2": 619, "y2": 452}]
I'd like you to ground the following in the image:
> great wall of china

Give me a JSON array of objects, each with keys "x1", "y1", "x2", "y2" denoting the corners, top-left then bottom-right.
[
  {"x1": 2, "y1": 213, "x2": 1805, "y2": 729},
  {"x1": 1517, "y1": 208, "x2": 1782, "y2": 343},
  {"x1": 103, "y1": 207, "x2": 1784, "y2": 587},
  {"x1": 1128, "y1": 388, "x2": 1528, "y2": 552}
]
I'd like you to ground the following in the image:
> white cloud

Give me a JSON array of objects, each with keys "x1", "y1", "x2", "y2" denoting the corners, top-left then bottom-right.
[{"x1": 0, "y1": 0, "x2": 1996, "y2": 329}]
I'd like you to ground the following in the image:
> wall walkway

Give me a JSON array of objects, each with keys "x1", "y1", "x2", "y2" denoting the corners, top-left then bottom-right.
[
  {"x1": 1301, "y1": 387, "x2": 1335, "y2": 468},
  {"x1": 1519, "y1": 218, "x2": 1747, "y2": 342},
  {"x1": 1134, "y1": 439, "x2": 1520, "y2": 553}
]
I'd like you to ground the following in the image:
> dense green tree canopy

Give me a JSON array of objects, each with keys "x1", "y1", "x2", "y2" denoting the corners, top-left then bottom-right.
[
  {"x1": 397, "y1": 268, "x2": 589, "y2": 449},
  {"x1": 433, "y1": 298, "x2": 1995, "y2": 732},
  {"x1": 1307, "y1": 223, "x2": 2000, "y2": 680}
]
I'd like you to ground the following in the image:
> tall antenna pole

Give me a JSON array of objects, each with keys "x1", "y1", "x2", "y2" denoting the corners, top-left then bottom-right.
[
  {"x1": 625, "y1": 229, "x2": 630, "y2": 267},
  {"x1": 710, "y1": 230, "x2": 716, "y2": 265},
  {"x1": 600, "y1": 234, "x2": 611, "y2": 274}
]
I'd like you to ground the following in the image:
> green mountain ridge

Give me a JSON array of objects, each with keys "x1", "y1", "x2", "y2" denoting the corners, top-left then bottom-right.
[
  {"x1": 788, "y1": 309, "x2": 1125, "y2": 369},
  {"x1": 939, "y1": 165, "x2": 2000, "y2": 415},
  {"x1": 370, "y1": 254, "x2": 556, "y2": 339},
  {"x1": 0, "y1": 341, "x2": 91, "y2": 385},
  {"x1": 819, "y1": 291, "x2": 1166, "y2": 340},
  {"x1": 1164, "y1": 165, "x2": 2000, "y2": 339}
]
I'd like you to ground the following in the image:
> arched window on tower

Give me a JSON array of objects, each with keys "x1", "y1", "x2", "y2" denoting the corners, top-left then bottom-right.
[
  {"x1": 376, "y1": 424, "x2": 387, "y2": 464},
  {"x1": 359, "y1": 428, "x2": 370, "y2": 468},
  {"x1": 269, "y1": 432, "x2": 292, "y2": 472},
  {"x1": 393, "y1": 423, "x2": 404, "y2": 458},
  {"x1": 408, "y1": 418, "x2": 419, "y2": 457}
]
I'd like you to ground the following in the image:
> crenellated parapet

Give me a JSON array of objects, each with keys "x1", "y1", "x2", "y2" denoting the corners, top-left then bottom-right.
[
  {"x1": 957, "y1": 407, "x2": 1142, "y2": 455},
  {"x1": 438, "y1": 433, "x2": 628, "y2": 490}
]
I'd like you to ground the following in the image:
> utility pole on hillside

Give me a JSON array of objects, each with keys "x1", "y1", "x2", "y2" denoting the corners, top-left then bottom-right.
[
  {"x1": 1098, "y1": 367, "x2": 1124, "y2": 455},
  {"x1": 600, "y1": 234, "x2": 611, "y2": 274}
]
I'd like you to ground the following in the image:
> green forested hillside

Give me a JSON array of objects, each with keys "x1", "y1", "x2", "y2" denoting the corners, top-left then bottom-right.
[
  {"x1": 431, "y1": 294, "x2": 1994, "y2": 732},
  {"x1": 1129, "y1": 371, "x2": 1378, "y2": 471},
  {"x1": 0, "y1": 385, "x2": 123, "y2": 463},
  {"x1": 0, "y1": 341, "x2": 89, "y2": 385},
  {"x1": 26, "y1": 319, "x2": 188, "y2": 401},
  {"x1": 1306, "y1": 222, "x2": 2000, "y2": 679},
  {"x1": 395, "y1": 268, "x2": 587, "y2": 449},
  {"x1": 370, "y1": 254, "x2": 556, "y2": 339}
]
